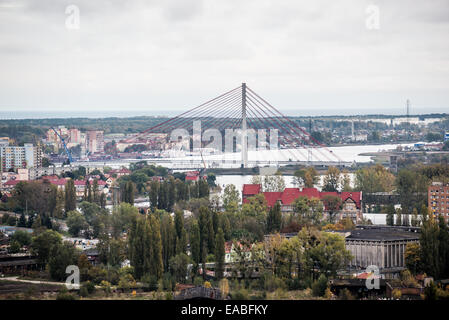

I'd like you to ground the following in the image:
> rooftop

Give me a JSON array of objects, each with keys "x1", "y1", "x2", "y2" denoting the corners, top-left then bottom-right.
[
  {"x1": 346, "y1": 226, "x2": 420, "y2": 241},
  {"x1": 243, "y1": 184, "x2": 362, "y2": 209}
]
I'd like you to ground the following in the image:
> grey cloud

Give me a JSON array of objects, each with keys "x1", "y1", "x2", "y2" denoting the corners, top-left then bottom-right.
[{"x1": 0, "y1": 0, "x2": 448, "y2": 113}]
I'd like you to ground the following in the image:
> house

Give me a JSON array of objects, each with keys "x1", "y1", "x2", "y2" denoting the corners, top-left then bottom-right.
[
  {"x1": 74, "y1": 179, "x2": 107, "y2": 197},
  {"x1": 42, "y1": 176, "x2": 69, "y2": 190},
  {"x1": 83, "y1": 248, "x2": 100, "y2": 266},
  {"x1": 109, "y1": 168, "x2": 131, "y2": 177},
  {"x1": 242, "y1": 184, "x2": 261, "y2": 202},
  {"x1": 242, "y1": 184, "x2": 363, "y2": 222},
  {"x1": 105, "y1": 175, "x2": 116, "y2": 186},
  {"x1": 185, "y1": 171, "x2": 206, "y2": 182},
  {"x1": 1, "y1": 179, "x2": 24, "y2": 192},
  {"x1": 224, "y1": 241, "x2": 253, "y2": 263}
]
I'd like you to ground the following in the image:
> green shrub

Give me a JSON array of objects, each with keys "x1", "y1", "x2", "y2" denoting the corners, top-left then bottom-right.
[
  {"x1": 231, "y1": 288, "x2": 249, "y2": 300},
  {"x1": 100, "y1": 280, "x2": 112, "y2": 296},
  {"x1": 7, "y1": 216, "x2": 17, "y2": 226},
  {"x1": 83, "y1": 281, "x2": 95, "y2": 294},
  {"x1": 162, "y1": 272, "x2": 174, "y2": 291},
  {"x1": 287, "y1": 278, "x2": 302, "y2": 290},
  {"x1": 87, "y1": 266, "x2": 107, "y2": 284},
  {"x1": 312, "y1": 274, "x2": 328, "y2": 297},
  {"x1": 118, "y1": 274, "x2": 136, "y2": 291},
  {"x1": 193, "y1": 276, "x2": 204, "y2": 286},
  {"x1": 263, "y1": 274, "x2": 287, "y2": 292},
  {"x1": 79, "y1": 286, "x2": 89, "y2": 297},
  {"x1": 141, "y1": 273, "x2": 158, "y2": 291},
  {"x1": 9, "y1": 240, "x2": 21, "y2": 254},
  {"x1": 57, "y1": 287, "x2": 77, "y2": 300},
  {"x1": 338, "y1": 288, "x2": 355, "y2": 300}
]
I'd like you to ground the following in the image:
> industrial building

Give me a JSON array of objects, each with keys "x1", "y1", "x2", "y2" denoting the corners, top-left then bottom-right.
[{"x1": 344, "y1": 225, "x2": 420, "y2": 278}]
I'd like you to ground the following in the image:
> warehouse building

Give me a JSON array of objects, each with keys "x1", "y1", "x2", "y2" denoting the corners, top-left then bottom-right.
[{"x1": 344, "y1": 225, "x2": 420, "y2": 278}]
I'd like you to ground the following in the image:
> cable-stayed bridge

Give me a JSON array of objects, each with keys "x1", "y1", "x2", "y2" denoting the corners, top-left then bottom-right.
[{"x1": 123, "y1": 84, "x2": 349, "y2": 169}]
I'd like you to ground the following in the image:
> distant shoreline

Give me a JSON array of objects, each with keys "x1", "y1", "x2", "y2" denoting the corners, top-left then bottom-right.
[{"x1": 0, "y1": 112, "x2": 447, "y2": 121}]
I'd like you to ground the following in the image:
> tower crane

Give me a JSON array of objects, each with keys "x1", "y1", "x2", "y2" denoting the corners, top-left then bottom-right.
[{"x1": 50, "y1": 127, "x2": 74, "y2": 164}]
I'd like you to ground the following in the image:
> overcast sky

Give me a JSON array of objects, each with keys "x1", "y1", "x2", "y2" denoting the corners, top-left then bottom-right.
[{"x1": 0, "y1": 0, "x2": 448, "y2": 117}]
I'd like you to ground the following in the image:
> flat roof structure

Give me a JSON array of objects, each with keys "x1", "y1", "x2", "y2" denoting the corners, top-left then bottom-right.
[{"x1": 346, "y1": 226, "x2": 420, "y2": 242}]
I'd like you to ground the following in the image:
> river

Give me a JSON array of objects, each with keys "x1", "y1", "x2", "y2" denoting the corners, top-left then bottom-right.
[{"x1": 72, "y1": 142, "x2": 415, "y2": 169}]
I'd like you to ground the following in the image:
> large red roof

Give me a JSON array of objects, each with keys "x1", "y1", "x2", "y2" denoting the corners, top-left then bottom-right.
[
  {"x1": 44, "y1": 178, "x2": 69, "y2": 186},
  {"x1": 262, "y1": 192, "x2": 283, "y2": 207},
  {"x1": 242, "y1": 184, "x2": 261, "y2": 197},
  {"x1": 3, "y1": 179, "x2": 24, "y2": 186},
  {"x1": 244, "y1": 184, "x2": 361, "y2": 209},
  {"x1": 280, "y1": 188, "x2": 301, "y2": 205},
  {"x1": 185, "y1": 171, "x2": 200, "y2": 177},
  {"x1": 74, "y1": 179, "x2": 106, "y2": 186}
]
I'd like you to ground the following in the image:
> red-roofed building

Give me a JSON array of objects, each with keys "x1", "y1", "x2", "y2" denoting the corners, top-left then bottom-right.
[
  {"x1": 109, "y1": 168, "x2": 131, "y2": 177},
  {"x1": 184, "y1": 171, "x2": 206, "y2": 182},
  {"x1": 185, "y1": 171, "x2": 200, "y2": 177},
  {"x1": 185, "y1": 175, "x2": 199, "y2": 182},
  {"x1": 74, "y1": 179, "x2": 107, "y2": 197},
  {"x1": 242, "y1": 184, "x2": 363, "y2": 222},
  {"x1": 42, "y1": 177, "x2": 69, "y2": 189},
  {"x1": 242, "y1": 184, "x2": 261, "y2": 202},
  {"x1": 1, "y1": 179, "x2": 24, "y2": 192}
]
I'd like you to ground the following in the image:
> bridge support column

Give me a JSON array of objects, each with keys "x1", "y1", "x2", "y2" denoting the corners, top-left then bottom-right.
[{"x1": 241, "y1": 83, "x2": 248, "y2": 168}]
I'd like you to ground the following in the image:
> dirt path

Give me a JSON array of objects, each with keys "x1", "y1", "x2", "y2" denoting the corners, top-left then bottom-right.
[{"x1": 0, "y1": 276, "x2": 77, "y2": 288}]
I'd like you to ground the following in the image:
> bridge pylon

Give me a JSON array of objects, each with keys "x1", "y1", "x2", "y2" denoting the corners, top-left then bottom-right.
[{"x1": 241, "y1": 82, "x2": 248, "y2": 168}]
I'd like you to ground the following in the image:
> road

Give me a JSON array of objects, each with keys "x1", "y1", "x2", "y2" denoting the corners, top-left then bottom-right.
[{"x1": 0, "y1": 276, "x2": 73, "y2": 287}]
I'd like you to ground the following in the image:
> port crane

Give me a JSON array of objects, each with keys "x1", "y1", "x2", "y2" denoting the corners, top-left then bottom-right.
[{"x1": 50, "y1": 127, "x2": 74, "y2": 164}]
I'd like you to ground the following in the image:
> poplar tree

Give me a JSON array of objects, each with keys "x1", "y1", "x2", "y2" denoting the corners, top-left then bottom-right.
[
  {"x1": 215, "y1": 228, "x2": 225, "y2": 280},
  {"x1": 160, "y1": 214, "x2": 176, "y2": 272},
  {"x1": 126, "y1": 181, "x2": 135, "y2": 205},
  {"x1": 190, "y1": 221, "x2": 201, "y2": 266},
  {"x1": 437, "y1": 215, "x2": 449, "y2": 278},
  {"x1": 87, "y1": 182, "x2": 93, "y2": 203},
  {"x1": 386, "y1": 205, "x2": 395, "y2": 226},
  {"x1": 149, "y1": 180, "x2": 159, "y2": 211},
  {"x1": 64, "y1": 179, "x2": 77, "y2": 213},
  {"x1": 149, "y1": 215, "x2": 163, "y2": 279},
  {"x1": 92, "y1": 179, "x2": 99, "y2": 204},
  {"x1": 267, "y1": 202, "x2": 282, "y2": 233},
  {"x1": 168, "y1": 178, "x2": 176, "y2": 211},
  {"x1": 99, "y1": 192, "x2": 106, "y2": 209},
  {"x1": 128, "y1": 217, "x2": 149, "y2": 279},
  {"x1": 411, "y1": 208, "x2": 419, "y2": 227},
  {"x1": 420, "y1": 216, "x2": 440, "y2": 278},
  {"x1": 201, "y1": 239, "x2": 208, "y2": 280},
  {"x1": 55, "y1": 189, "x2": 65, "y2": 218},
  {"x1": 395, "y1": 208, "x2": 402, "y2": 226},
  {"x1": 18, "y1": 212, "x2": 27, "y2": 227}
]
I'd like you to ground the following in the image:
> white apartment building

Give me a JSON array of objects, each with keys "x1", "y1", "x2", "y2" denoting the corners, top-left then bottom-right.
[{"x1": 0, "y1": 143, "x2": 42, "y2": 171}]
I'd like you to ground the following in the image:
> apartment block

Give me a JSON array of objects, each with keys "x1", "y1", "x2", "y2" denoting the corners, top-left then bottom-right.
[
  {"x1": 86, "y1": 130, "x2": 104, "y2": 154},
  {"x1": 428, "y1": 182, "x2": 449, "y2": 220},
  {"x1": 0, "y1": 143, "x2": 42, "y2": 171}
]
